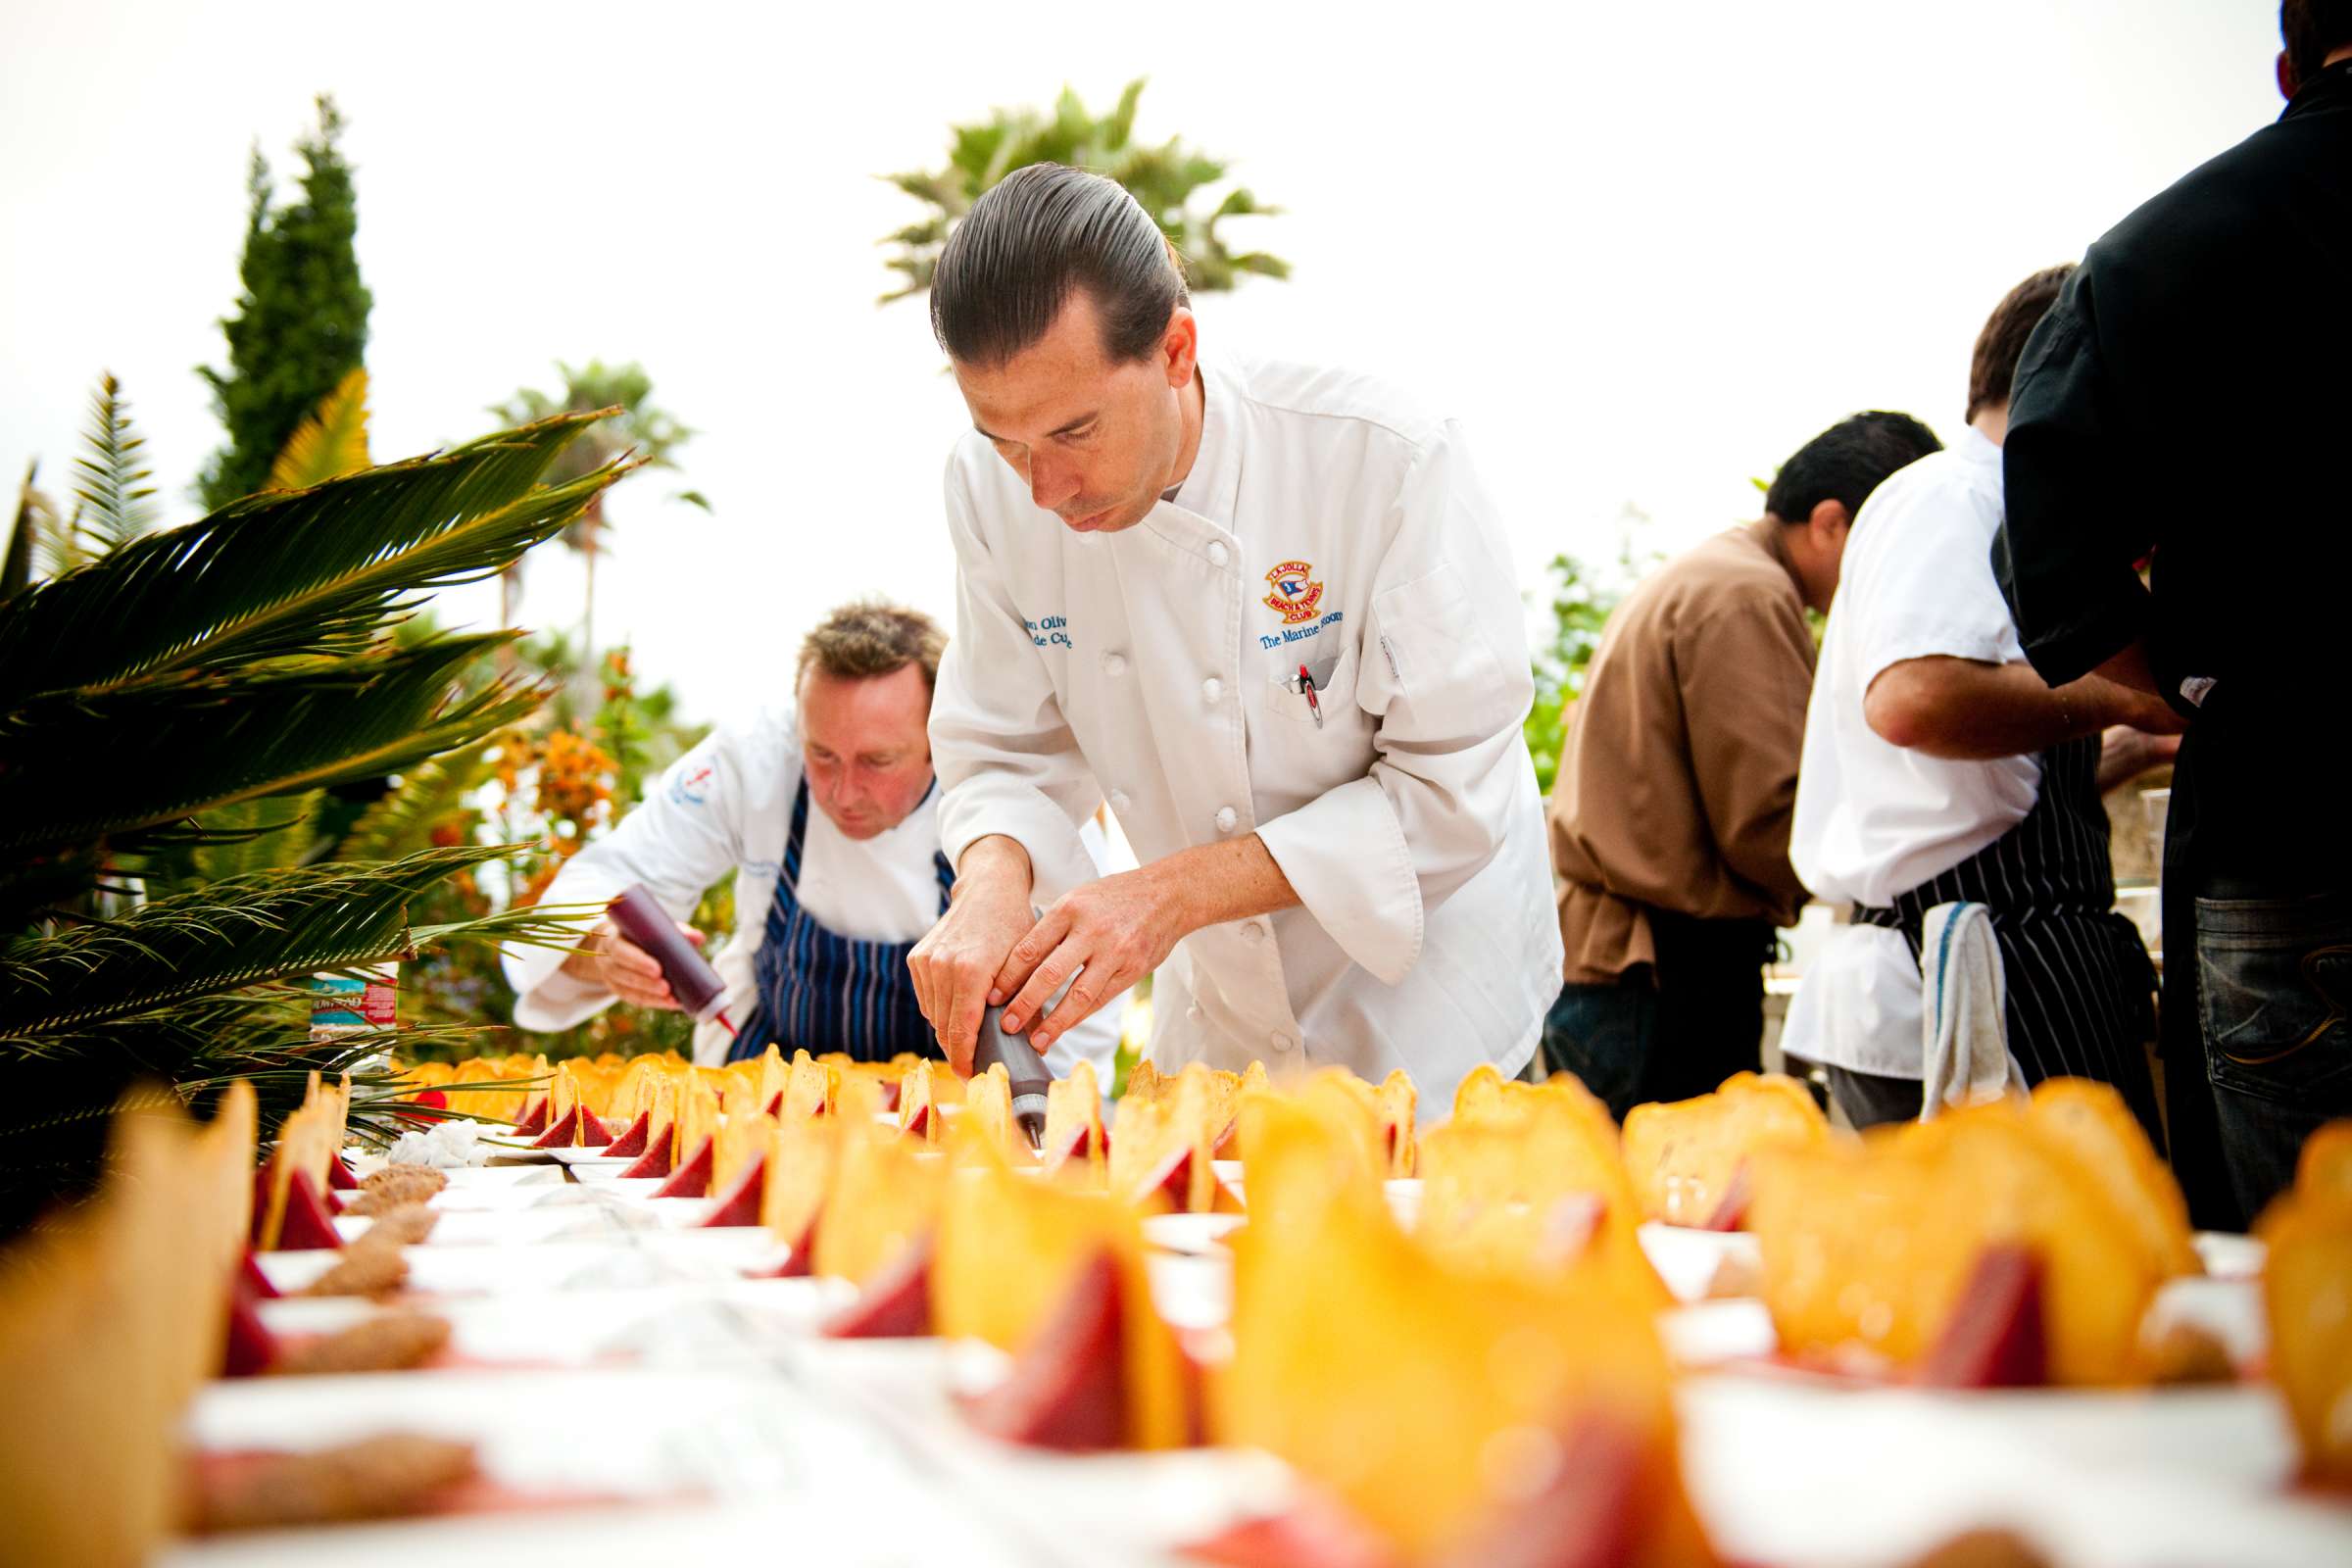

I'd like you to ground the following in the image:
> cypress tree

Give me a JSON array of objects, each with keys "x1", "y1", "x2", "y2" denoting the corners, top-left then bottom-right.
[{"x1": 196, "y1": 95, "x2": 372, "y2": 510}]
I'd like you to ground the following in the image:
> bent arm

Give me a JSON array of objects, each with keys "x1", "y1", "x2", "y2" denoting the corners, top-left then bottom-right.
[{"x1": 1863, "y1": 656, "x2": 2172, "y2": 760}]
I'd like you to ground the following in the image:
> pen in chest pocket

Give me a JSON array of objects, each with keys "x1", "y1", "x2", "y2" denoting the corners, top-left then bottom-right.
[{"x1": 1297, "y1": 662, "x2": 1323, "y2": 728}]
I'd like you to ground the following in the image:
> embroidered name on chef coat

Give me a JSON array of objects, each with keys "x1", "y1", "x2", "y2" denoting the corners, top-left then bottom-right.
[{"x1": 1024, "y1": 614, "x2": 1072, "y2": 650}]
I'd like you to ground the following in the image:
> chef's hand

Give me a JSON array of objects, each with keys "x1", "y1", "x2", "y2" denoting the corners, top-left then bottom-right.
[
  {"x1": 559, "y1": 918, "x2": 703, "y2": 1010},
  {"x1": 997, "y1": 863, "x2": 1193, "y2": 1056},
  {"x1": 908, "y1": 836, "x2": 1037, "y2": 1075}
]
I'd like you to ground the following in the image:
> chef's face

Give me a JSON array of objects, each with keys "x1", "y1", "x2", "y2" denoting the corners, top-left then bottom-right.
[
  {"x1": 799, "y1": 662, "x2": 935, "y2": 841},
  {"x1": 954, "y1": 289, "x2": 1198, "y2": 535}
]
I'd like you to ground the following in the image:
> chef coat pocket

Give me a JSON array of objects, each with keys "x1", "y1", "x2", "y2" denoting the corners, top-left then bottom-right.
[
  {"x1": 1265, "y1": 641, "x2": 1354, "y2": 726},
  {"x1": 2194, "y1": 891, "x2": 2352, "y2": 1105},
  {"x1": 1370, "y1": 562, "x2": 1518, "y2": 737}
]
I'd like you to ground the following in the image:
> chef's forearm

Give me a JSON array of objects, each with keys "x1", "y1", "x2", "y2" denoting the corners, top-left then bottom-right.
[
  {"x1": 953, "y1": 833, "x2": 1036, "y2": 904},
  {"x1": 1148, "y1": 834, "x2": 1299, "y2": 935}
]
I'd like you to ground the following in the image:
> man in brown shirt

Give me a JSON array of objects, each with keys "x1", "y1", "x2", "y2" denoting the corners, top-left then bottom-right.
[{"x1": 1544, "y1": 412, "x2": 1941, "y2": 1115}]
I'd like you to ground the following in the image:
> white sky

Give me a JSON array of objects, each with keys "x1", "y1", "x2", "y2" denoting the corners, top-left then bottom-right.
[{"x1": 2, "y1": 0, "x2": 2285, "y2": 724}]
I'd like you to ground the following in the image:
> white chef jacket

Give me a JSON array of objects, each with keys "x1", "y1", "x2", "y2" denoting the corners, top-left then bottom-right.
[
  {"x1": 1783, "y1": 427, "x2": 2036, "y2": 1079},
  {"x1": 929, "y1": 355, "x2": 1562, "y2": 1108},
  {"x1": 500, "y1": 704, "x2": 1119, "y2": 1075}
]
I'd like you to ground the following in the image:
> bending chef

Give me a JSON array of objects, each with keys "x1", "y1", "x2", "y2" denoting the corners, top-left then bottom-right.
[
  {"x1": 907, "y1": 165, "x2": 1560, "y2": 1105},
  {"x1": 504, "y1": 600, "x2": 1117, "y2": 1073}
]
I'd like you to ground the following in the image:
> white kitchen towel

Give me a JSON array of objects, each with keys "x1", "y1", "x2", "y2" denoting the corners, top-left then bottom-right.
[{"x1": 1917, "y1": 902, "x2": 2027, "y2": 1118}]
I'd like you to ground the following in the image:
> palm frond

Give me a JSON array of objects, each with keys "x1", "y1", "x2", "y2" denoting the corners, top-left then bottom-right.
[
  {"x1": 0, "y1": 634, "x2": 542, "y2": 857},
  {"x1": 266, "y1": 367, "x2": 371, "y2": 492},
  {"x1": 3, "y1": 463, "x2": 37, "y2": 603},
  {"x1": 333, "y1": 742, "x2": 495, "y2": 862},
  {"x1": 69, "y1": 373, "x2": 160, "y2": 553},
  {"x1": 10, "y1": 463, "x2": 95, "y2": 587},
  {"x1": 1102, "y1": 77, "x2": 1147, "y2": 151},
  {"x1": 127, "y1": 793, "x2": 330, "y2": 904},
  {"x1": 0, "y1": 413, "x2": 627, "y2": 707},
  {"x1": 0, "y1": 846, "x2": 582, "y2": 1040},
  {"x1": 877, "y1": 81, "x2": 1288, "y2": 306},
  {"x1": 193, "y1": 793, "x2": 330, "y2": 880}
]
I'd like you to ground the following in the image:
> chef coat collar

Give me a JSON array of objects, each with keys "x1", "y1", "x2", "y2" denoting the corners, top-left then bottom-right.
[
  {"x1": 1159, "y1": 356, "x2": 1247, "y2": 533},
  {"x1": 1954, "y1": 423, "x2": 2000, "y2": 468}
]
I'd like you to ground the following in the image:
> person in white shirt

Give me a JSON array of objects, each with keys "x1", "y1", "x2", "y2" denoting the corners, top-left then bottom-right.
[
  {"x1": 906, "y1": 164, "x2": 1560, "y2": 1107},
  {"x1": 502, "y1": 601, "x2": 1117, "y2": 1074},
  {"x1": 1784, "y1": 266, "x2": 2180, "y2": 1132}
]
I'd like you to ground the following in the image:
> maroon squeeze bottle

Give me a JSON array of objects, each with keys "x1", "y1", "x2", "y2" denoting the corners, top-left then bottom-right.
[{"x1": 607, "y1": 884, "x2": 737, "y2": 1037}]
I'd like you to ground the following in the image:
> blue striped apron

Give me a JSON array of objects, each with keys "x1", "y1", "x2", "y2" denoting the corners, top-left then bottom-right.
[{"x1": 725, "y1": 777, "x2": 953, "y2": 1064}]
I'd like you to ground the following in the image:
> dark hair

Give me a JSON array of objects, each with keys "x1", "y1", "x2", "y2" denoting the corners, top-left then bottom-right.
[
  {"x1": 797, "y1": 600, "x2": 947, "y2": 698},
  {"x1": 929, "y1": 163, "x2": 1190, "y2": 367},
  {"x1": 2283, "y1": 0, "x2": 2352, "y2": 85},
  {"x1": 1764, "y1": 412, "x2": 1943, "y2": 526},
  {"x1": 1967, "y1": 265, "x2": 2075, "y2": 422}
]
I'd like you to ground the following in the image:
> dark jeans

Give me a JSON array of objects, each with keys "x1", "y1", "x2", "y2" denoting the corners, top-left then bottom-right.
[
  {"x1": 2193, "y1": 883, "x2": 2352, "y2": 1220},
  {"x1": 1542, "y1": 912, "x2": 1774, "y2": 1120},
  {"x1": 1820, "y1": 1065, "x2": 1924, "y2": 1128}
]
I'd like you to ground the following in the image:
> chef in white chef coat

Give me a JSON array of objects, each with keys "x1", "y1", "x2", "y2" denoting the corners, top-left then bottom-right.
[
  {"x1": 502, "y1": 600, "x2": 1117, "y2": 1074},
  {"x1": 906, "y1": 164, "x2": 1560, "y2": 1106}
]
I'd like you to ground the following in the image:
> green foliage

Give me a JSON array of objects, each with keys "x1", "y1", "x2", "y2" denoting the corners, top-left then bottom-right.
[
  {"x1": 6, "y1": 376, "x2": 163, "y2": 592},
  {"x1": 489, "y1": 362, "x2": 699, "y2": 532},
  {"x1": 1, "y1": 466, "x2": 37, "y2": 601},
  {"x1": 332, "y1": 638, "x2": 710, "y2": 1065},
  {"x1": 0, "y1": 410, "x2": 623, "y2": 1234},
  {"x1": 333, "y1": 744, "x2": 494, "y2": 863},
  {"x1": 70, "y1": 374, "x2": 159, "y2": 552},
  {"x1": 267, "y1": 367, "x2": 372, "y2": 491},
  {"x1": 0, "y1": 847, "x2": 576, "y2": 1047},
  {"x1": 197, "y1": 95, "x2": 373, "y2": 511},
  {"x1": 1523, "y1": 521, "x2": 1659, "y2": 796},
  {"x1": 879, "y1": 78, "x2": 1290, "y2": 303},
  {"x1": 0, "y1": 415, "x2": 620, "y2": 705}
]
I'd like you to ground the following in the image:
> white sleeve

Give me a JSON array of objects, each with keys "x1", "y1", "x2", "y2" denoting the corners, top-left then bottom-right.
[
  {"x1": 502, "y1": 723, "x2": 754, "y2": 1032},
  {"x1": 1254, "y1": 423, "x2": 1537, "y2": 985},
  {"x1": 929, "y1": 457, "x2": 1103, "y2": 905},
  {"x1": 1847, "y1": 474, "x2": 2026, "y2": 688}
]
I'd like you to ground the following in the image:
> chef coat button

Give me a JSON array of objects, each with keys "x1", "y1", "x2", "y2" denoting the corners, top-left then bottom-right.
[
  {"x1": 1269, "y1": 1030, "x2": 1294, "y2": 1053},
  {"x1": 1108, "y1": 789, "x2": 1131, "y2": 812},
  {"x1": 1202, "y1": 675, "x2": 1223, "y2": 703},
  {"x1": 1187, "y1": 1004, "x2": 1202, "y2": 1021},
  {"x1": 1241, "y1": 919, "x2": 1265, "y2": 944},
  {"x1": 1214, "y1": 806, "x2": 1238, "y2": 834},
  {"x1": 1102, "y1": 652, "x2": 1128, "y2": 677},
  {"x1": 1207, "y1": 541, "x2": 1229, "y2": 568}
]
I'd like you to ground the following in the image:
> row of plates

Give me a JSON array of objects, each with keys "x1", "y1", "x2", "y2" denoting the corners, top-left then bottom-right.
[{"x1": 175, "y1": 1152, "x2": 2346, "y2": 1567}]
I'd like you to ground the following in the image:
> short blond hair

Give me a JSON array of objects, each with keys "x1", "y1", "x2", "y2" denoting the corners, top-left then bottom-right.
[{"x1": 796, "y1": 600, "x2": 946, "y2": 697}]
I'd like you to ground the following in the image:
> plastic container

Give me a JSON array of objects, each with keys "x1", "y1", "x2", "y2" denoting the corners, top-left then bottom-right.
[{"x1": 607, "y1": 884, "x2": 734, "y2": 1030}]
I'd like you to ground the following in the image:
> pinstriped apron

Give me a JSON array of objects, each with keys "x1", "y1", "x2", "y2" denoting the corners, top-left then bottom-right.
[
  {"x1": 725, "y1": 777, "x2": 952, "y2": 1064},
  {"x1": 1853, "y1": 734, "x2": 2163, "y2": 1143}
]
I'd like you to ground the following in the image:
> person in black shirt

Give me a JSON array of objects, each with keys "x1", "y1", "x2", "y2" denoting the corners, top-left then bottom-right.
[{"x1": 1993, "y1": 0, "x2": 2352, "y2": 1228}]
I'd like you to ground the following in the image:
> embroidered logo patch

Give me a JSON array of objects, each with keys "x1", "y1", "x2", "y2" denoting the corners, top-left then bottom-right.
[
  {"x1": 1262, "y1": 560, "x2": 1324, "y2": 625},
  {"x1": 667, "y1": 763, "x2": 715, "y2": 808}
]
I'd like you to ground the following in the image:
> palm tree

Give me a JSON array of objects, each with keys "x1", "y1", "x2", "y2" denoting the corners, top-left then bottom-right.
[
  {"x1": 878, "y1": 78, "x2": 1290, "y2": 304},
  {"x1": 0, "y1": 410, "x2": 629, "y2": 1237},
  {"x1": 489, "y1": 362, "x2": 705, "y2": 666}
]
